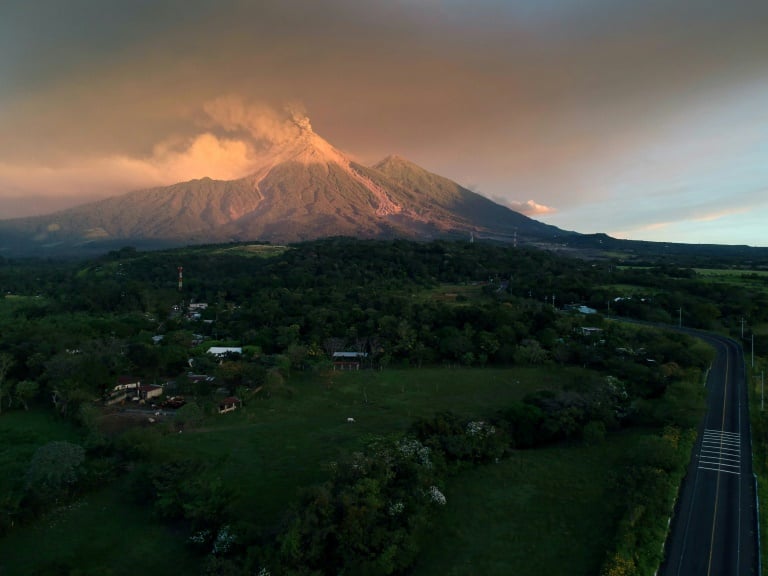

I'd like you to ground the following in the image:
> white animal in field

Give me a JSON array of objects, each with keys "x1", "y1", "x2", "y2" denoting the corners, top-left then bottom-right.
[{"x1": 347, "y1": 417, "x2": 355, "y2": 423}]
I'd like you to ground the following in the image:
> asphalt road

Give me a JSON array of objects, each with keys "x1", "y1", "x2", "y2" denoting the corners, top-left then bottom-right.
[{"x1": 660, "y1": 331, "x2": 759, "y2": 575}]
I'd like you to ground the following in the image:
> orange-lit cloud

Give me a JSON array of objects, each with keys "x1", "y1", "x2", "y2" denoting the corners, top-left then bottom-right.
[
  {"x1": 0, "y1": 132, "x2": 258, "y2": 199},
  {"x1": 492, "y1": 198, "x2": 555, "y2": 216},
  {"x1": 0, "y1": 97, "x2": 315, "y2": 211}
]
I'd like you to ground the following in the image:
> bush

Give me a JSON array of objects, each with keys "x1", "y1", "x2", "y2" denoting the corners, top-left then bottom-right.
[
  {"x1": 582, "y1": 420, "x2": 607, "y2": 446},
  {"x1": 24, "y1": 441, "x2": 86, "y2": 506}
]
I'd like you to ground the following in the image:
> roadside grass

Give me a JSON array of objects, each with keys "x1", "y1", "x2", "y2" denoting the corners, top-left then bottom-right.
[
  {"x1": 160, "y1": 367, "x2": 581, "y2": 527},
  {"x1": 748, "y1": 360, "x2": 768, "y2": 576},
  {"x1": 0, "y1": 478, "x2": 199, "y2": 576},
  {"x1": 412, "y1": 431, "x2": 642, "y2": 576}
]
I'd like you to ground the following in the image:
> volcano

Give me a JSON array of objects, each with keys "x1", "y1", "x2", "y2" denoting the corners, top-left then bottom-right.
[{"x1": 0, "y1": 115, "x2": 574, "y2": 255}]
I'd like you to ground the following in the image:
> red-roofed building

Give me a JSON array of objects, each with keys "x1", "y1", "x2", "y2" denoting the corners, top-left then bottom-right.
[{"x1": 218, "y1": 397, "x2": 242, "y2": 414}]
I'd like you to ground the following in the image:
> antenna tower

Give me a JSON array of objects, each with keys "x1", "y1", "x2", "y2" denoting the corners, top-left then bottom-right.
[{"x1": 177, "y1": 266, "x2": 183, "y2": 291}]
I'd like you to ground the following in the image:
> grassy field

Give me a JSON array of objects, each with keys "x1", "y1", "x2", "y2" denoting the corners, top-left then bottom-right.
[
  {"x1": 694, "y1": 268, "x2": 768, "y2": 278},
  {"x1": 0, "y1": 365, "x2": 650, "y2": 574},
  {"x1": 412, "y1": 432, "x2": 642, "y2": 576},
  {"x1": 0, "y1": 478, "x2": 199, "y2": 576},
  {"x1": 0, "y1": 411, "x2": 82, "y2": 500},
  {"x1": 160, "y1": 367, "x2": 576, "y2": 525}
]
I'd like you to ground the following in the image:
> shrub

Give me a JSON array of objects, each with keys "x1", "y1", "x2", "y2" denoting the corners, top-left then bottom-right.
[{"x1": 24, "y1": 441, "x2": 86, "y2": 506}]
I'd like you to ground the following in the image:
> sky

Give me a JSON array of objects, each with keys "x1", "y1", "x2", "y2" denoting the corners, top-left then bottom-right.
[{"x1": 1, "y1": 0, "x2": 767, "y2": 246}]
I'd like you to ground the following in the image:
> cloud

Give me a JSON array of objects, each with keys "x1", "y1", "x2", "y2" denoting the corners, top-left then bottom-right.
[
  {"x1": 491, "y1": 196, "x2": 555, "y2": 216},
  {"x1": 608, "y1": 204, "x2": 755, "y2": 240},
  {"x1": 0, "y1": 108, "x2": 272, "y2": 206},
  {"x1": 0, "y1": 96, "x2": 338, "y2": 218}
]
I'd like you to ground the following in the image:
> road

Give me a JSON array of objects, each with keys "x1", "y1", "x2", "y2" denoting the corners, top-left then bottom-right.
[{"x1": 660, "y1": 331, "x2": 759, "y2": 575}]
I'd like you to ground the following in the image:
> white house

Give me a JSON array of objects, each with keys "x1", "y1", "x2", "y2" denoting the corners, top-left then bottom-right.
[{"x1": 207, "y1": 346, "x2": 243, "y2": 357}]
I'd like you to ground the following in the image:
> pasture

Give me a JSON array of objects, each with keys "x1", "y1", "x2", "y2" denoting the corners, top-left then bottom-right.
[
  {"x1": 159, "y1": 366, "x2": 575, "y2": 526},
  {"x1": 0, "y1": 366, "x2": 588, "y2": 574},
  {"x1": 0, "y1": 364, "x2": 683, "y2": 575},
  {"x1": 0, "y1": 411, "x2": 81, "y2": 501},
  {"x1": 413, "y1": 431, "x2": 644, "y2": 576}
]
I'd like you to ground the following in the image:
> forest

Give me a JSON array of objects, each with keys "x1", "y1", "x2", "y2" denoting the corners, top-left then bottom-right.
[{"x1": 1, "y1": 237, "x2": 767, "y2": 575}]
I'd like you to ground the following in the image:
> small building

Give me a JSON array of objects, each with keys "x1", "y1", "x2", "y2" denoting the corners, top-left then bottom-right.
[
  {"x1": 218, "y1": 396, "x2": 242, "y2": 414},
  {"x1": 114, "y1": 376, "x2": 141, "y2": 392},
  {"x1": 138, "y1": 385, "x2": 163, "y2": 401},
  {"x1": 580, "y1": 327, "x2": 604, "y2": 337},
  {"x1": 332, "y1": 351, "x2": 368, "y2": 371},
  {"x1": 207, "y1": 346, "x2": 243, "y2": 357},
  {"x1": 565, "y1": 304, "x2": 598, "y2": 315}
]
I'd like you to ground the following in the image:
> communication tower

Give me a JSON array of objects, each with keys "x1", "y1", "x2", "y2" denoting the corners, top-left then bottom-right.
[{"x1": 178, "y1": 266, "x2": 183, "y2": 291}]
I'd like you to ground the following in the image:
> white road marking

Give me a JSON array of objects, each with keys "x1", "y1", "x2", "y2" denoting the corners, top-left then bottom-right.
[{"x1": 698, "y1": 429, "x2": 741, "y2": 476}]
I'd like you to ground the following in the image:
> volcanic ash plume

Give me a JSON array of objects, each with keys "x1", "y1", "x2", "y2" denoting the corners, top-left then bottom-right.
[{"x1": 202, "y1": 95, "x2": 311, "y2": 147}]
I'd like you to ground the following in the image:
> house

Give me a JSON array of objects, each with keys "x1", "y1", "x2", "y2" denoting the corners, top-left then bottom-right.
[
  {"x1": 332, "y1": 351, "x2": 368, "y2": 371},
  {"x1": 565, "y1": 304, "x2": 598, "y2": 315},
  {"x1": 218, "y1": 396, "x2": 242, "y2": 414},
  {"x1": 579, "y1": 327, "x2": 604, "y2": 337},
  {"x1": 113, "y1": 376, "x2": 141, "y2": 392},
  {"x1": 138, "y1": 384, "x2": 163, "y2": 401},
  {"x1": 207, "y1": 346, "x2": 243, "y2": 357}
]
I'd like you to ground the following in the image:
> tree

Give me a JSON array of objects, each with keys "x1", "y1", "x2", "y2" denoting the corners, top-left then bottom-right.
[
  {"x1": 0, "y1": 353, "x2": 14, "y2": 414},
  {"x1": 14, "y1": 380, "x2": 38, "y2": 411},
  {"x1": 25, "y1": 441, "x2": 86, "y2": 505}
]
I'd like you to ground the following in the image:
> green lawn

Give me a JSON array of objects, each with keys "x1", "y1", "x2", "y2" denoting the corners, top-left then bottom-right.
[
  {"x1": 162, "y1": 367, "x2": 578, "y2": 526},
  {"x1": 0, "y1": 479, "x2": 199, "y2": 576},
  {"x1": 413, "y1": 431, "x2": 642, "y2": 576},
  {"x1": 0, "y1": 366, "x2": 614, "y2": 574},
  {"x1": 0, "y1": 411, "x2": 82, "y2": 498},
  {"x1": 0, "y1": 412, "x2": 189, "y2": 576}
]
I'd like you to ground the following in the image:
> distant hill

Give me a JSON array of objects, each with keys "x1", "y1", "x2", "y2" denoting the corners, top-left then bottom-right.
[{"x1": 0, "y1": 115, "x2": 574, "y2": 256}]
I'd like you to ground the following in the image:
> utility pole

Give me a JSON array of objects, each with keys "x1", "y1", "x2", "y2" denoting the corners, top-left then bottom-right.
[
  {"x1": 741, "y1": 317, "x2": 746, "y2": 339},
  {"x1": 677, "y1": 307, "x2": 682, "y2": 328}
]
